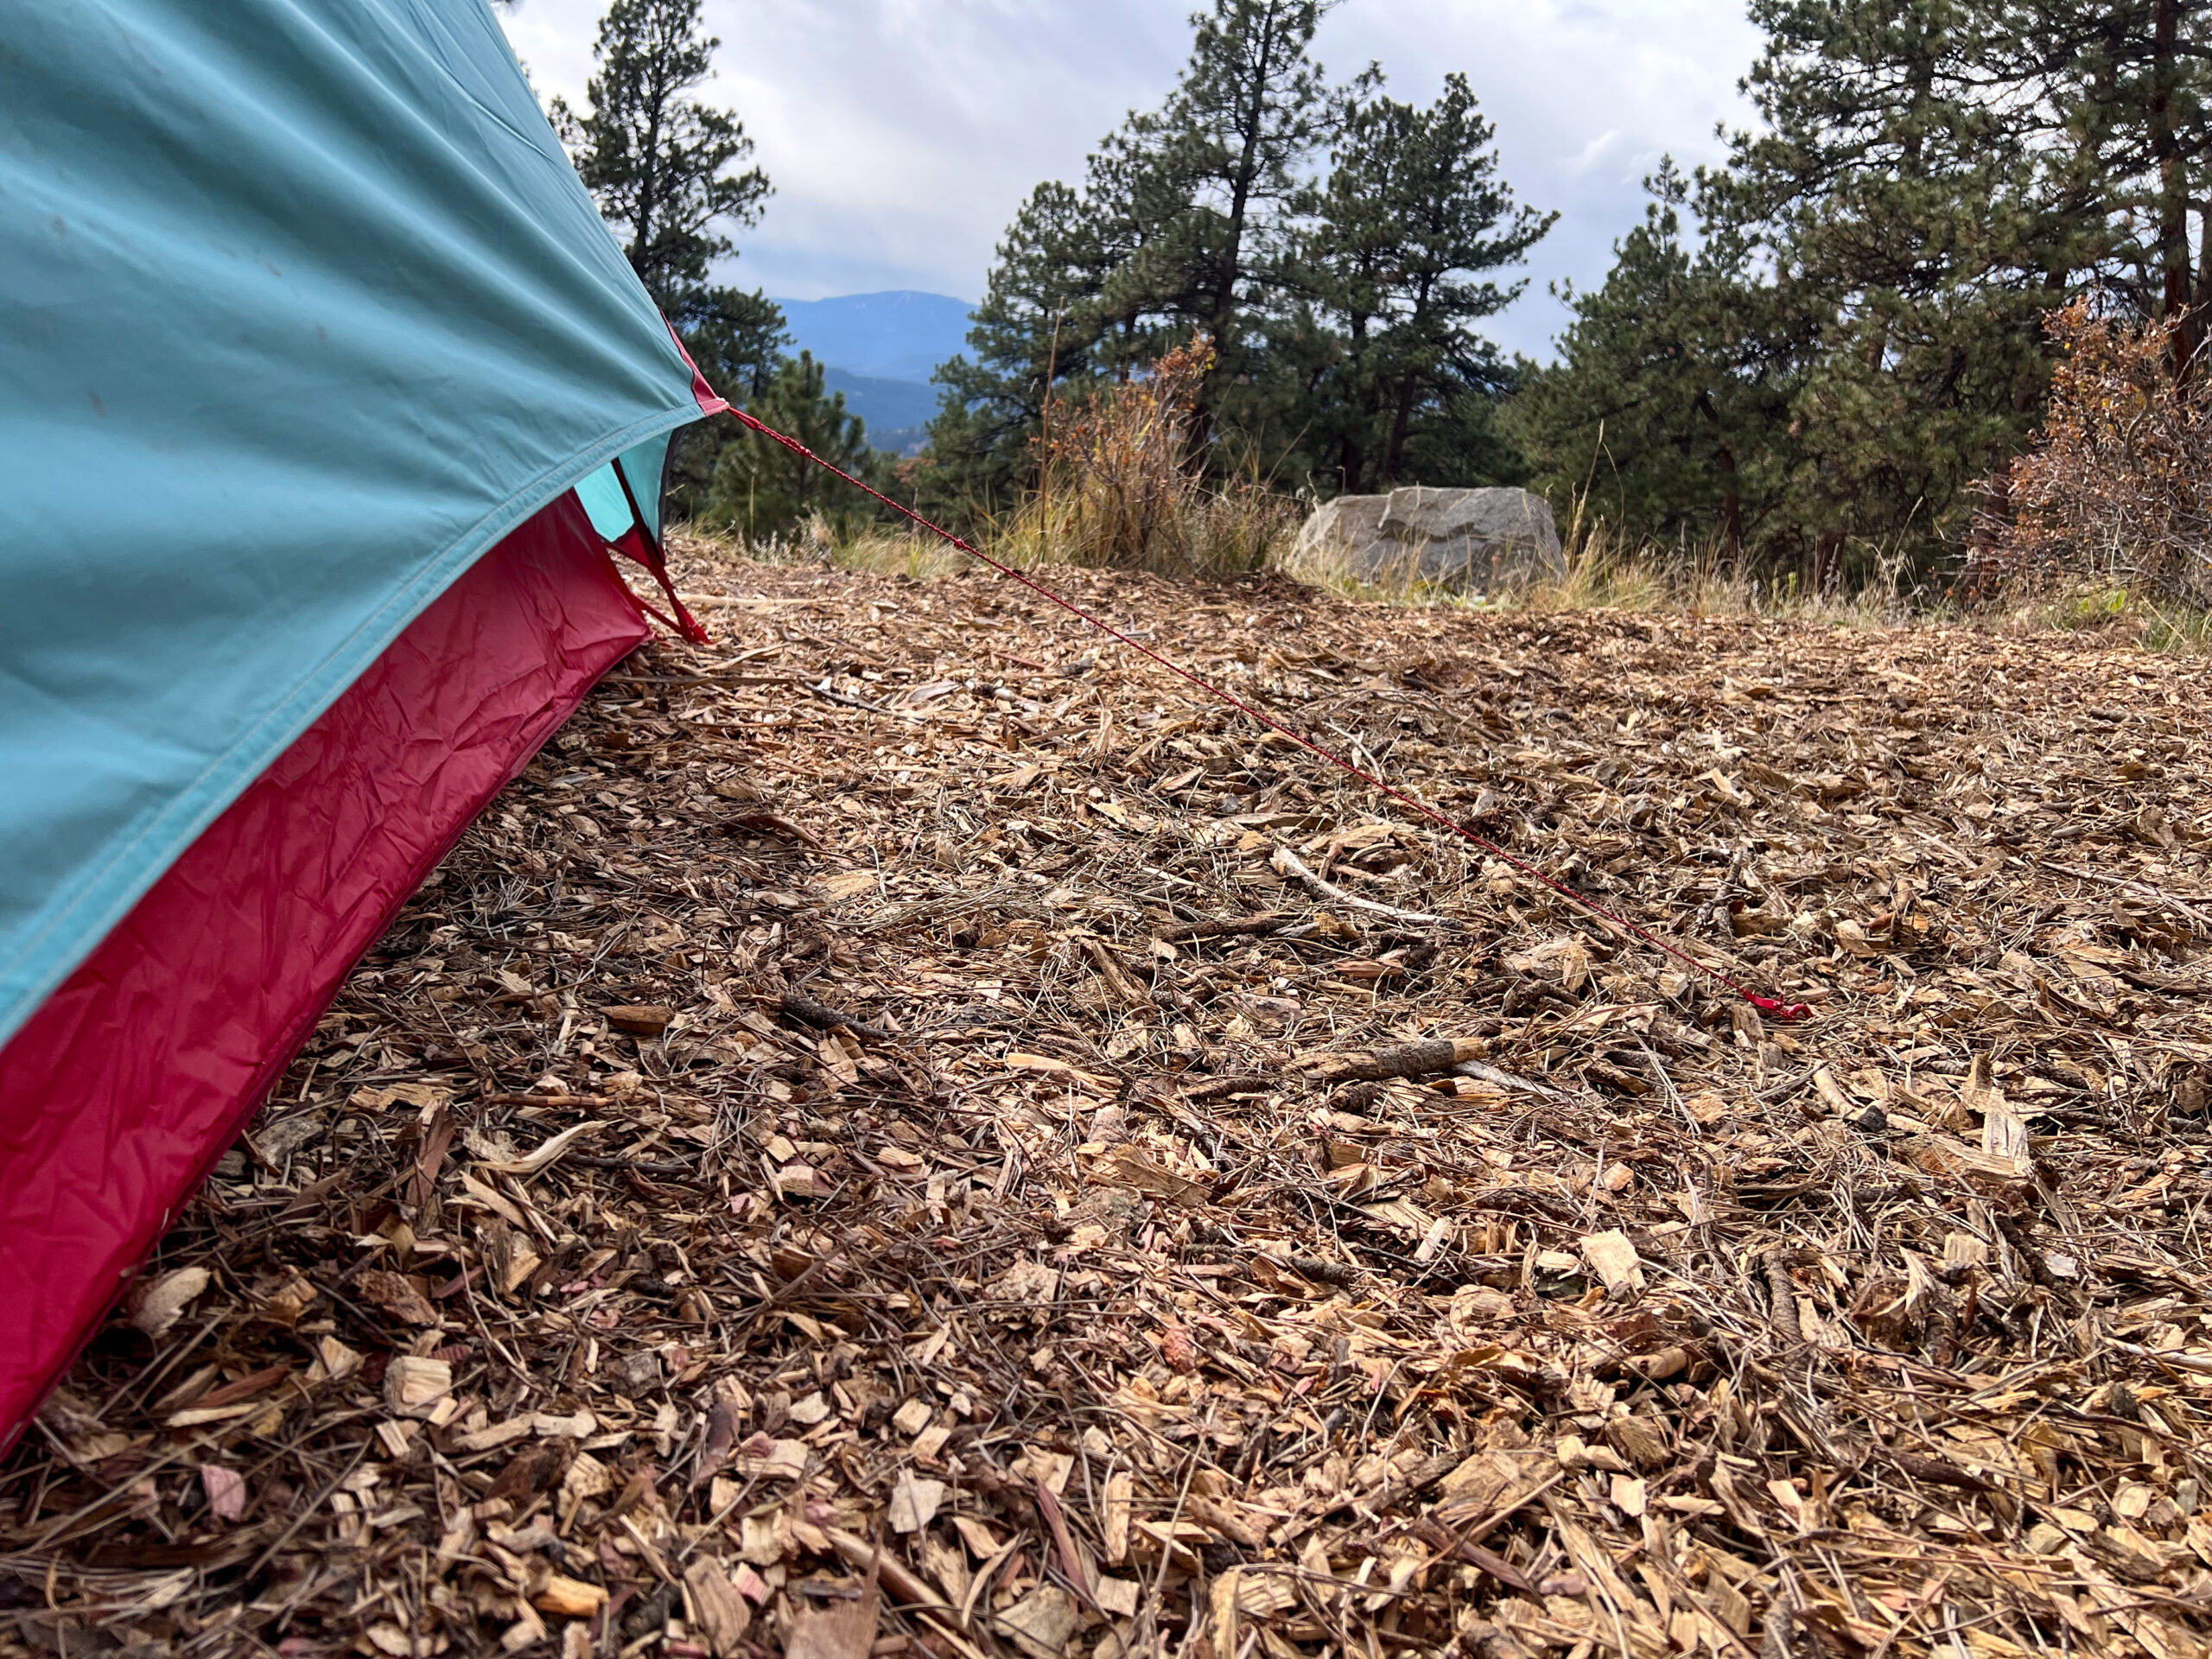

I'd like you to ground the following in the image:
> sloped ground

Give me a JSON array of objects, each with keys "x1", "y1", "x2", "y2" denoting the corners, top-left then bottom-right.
[{"x1": 7, "y1": 543, "x2": 2212, "y2": 1659}]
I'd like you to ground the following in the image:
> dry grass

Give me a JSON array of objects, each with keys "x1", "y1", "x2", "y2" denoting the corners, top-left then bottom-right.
[
  {"x1": 1275, "y1": 514, "x2": 1939, "y2": 626},
  {"x1": 1014, "y1": 340, "x2": 1294, "y2": 579},
  {"x1": 696, "y1": 501, "x2": 2212, "y2": 667}
]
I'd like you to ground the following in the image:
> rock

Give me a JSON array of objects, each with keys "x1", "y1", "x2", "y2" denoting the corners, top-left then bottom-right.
[
  {"x1": 1293, "y1": 486, "x2": 1563, "y2": 590},
  {"x1": 1293, "y1": 493, "x2": 1390, "y2": 574}
]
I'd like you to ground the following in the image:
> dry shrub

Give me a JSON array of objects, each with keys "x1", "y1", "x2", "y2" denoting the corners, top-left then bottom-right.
[
  {"x1": 1982, "y1": 299, "x2": 2212, "y2": 607},
  {"x1": 1016, "y1": 338, "x2": 1296, "y2": 575}
]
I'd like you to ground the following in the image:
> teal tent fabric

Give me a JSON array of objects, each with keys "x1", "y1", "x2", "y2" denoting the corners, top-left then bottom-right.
[
  {"x1": 575, "y1": 435, "x2": 678, "y2": 542},
  {"x1": 0, "y1": 0, "x2": 707, "y2": 1048}
]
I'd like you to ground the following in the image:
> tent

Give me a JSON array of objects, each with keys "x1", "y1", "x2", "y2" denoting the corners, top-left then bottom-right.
[{"x1": 0, "y1": 0, "x2": 726, "y2": 1446}]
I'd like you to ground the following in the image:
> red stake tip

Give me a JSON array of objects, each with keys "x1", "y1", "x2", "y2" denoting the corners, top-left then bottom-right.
[{"x1": 1748, "y1": 995, "x2": 1814, "y2": 1022}]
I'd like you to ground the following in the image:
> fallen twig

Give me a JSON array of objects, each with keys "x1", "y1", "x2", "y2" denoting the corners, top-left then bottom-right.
[
  {"x1": 1300, "y1": 1038, "x2": 1488, "y2": 1084},
  {"x1": 1271, "y1": 847, "x2": 1464, "y2": 929},
  {"x1": 779, "y1": 988, "x2": 893, "y2": 1042}
]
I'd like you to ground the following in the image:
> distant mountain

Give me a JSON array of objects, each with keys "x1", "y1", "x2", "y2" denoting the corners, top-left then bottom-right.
[
  {"x1": 775, "y1": 291, "x2": 974, "y2": 383},
  {"x1": 823, "y1": 367, "x2": 938, "y2": 457}
]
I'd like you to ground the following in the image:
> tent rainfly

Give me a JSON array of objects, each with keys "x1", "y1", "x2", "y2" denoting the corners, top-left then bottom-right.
[{"x1": 0, "y1": 0, "x2": 728, "y2": 1446}]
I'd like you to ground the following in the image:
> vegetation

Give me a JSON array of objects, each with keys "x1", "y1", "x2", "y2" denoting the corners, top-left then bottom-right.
[
  {"x1": 923, "y1": 0, "x2": 1548, "y2": 518},
  {"x1": 551, "y1": 0, "x2": 2212, "y2": 612},
  {"x1": 1513, "y1": 0, "x2": 2212, "y2": 588},
  {"x1": 1986, "y1": 300, "x2": 2212, "y2": 607},
  {"x1": 1011, "y1": 338, "x2": 1296, "y2": 575},
  {"x1": 695, "y1": 352, "x2": 886, "y2": 543}
]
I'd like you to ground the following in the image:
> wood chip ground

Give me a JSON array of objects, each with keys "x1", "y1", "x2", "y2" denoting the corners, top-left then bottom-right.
[{"x1": 8, "y1": 543, "x2": 2212, "y2": 1659}]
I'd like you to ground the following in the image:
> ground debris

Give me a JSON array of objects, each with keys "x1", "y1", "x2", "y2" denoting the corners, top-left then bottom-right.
[{"x1": 8, "y1": 547, "x2": 2212, "y2": 1658}]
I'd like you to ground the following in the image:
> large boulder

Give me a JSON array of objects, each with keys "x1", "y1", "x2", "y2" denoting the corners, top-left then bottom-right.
[{"x1": 1294, "y1": 486, "x2": 1564, "y2": 590}]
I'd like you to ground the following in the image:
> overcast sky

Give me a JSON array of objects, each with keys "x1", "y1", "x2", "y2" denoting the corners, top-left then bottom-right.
[{"x1": 500, "y1": 0, "x2": 1765, "y2": 361}]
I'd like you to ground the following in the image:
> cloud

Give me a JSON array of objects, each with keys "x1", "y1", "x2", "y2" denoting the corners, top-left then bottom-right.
[{"x1": 500, "y1": 0, "x2": 1762, "y2": 358}]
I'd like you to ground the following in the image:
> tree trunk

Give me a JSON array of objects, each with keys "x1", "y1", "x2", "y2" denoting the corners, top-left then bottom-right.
[
  {"x1": 1382, "y1": 377, "x2": 1417, "y2": 486},
  {"x1": 1339, "y1": 435, "x2": 1365, "y2": 495},
  {"x1": 1194, "y1": 2, "x2": 1283, "y2": 449},
  {"x1": 2152, "y1": 0, "x2": 2199, "y2": 377},
  {"x1": 632, "y1": 72, "x2": 666, "y2": 283},
  {"x1": 1717, "y1": 443, "x2": 1743, "y2": 564}
]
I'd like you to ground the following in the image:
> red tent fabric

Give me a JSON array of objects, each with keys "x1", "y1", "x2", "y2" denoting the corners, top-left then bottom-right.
[{"x1": 0, "y1": 491, "x2": 649, "y2": 1446}]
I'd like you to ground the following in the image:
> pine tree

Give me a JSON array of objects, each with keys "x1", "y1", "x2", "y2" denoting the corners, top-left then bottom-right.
[
  {"x1": 551, "y1": 0, "x2": 907, "y2": 521},
  {"x1": 931, "y1": 0, "x2": 1342, "y2": 494},
  {"x1": 1511, "y1": 165, "x2": 1794, "y2": 558},
  {"x1": 698, "y1": 354, "x2": 886, "y2": 542},
  {"x1": 925, "y1": 2, "x2": 1549, "y2": 510},
  {"x1": 551, "y1": 0, "x2": 771, "y2": 327},
  {"x1": 1513, "y1": 0, "x2": 2190, "y2": 574},
  {"x1": 1713, "y1": 0, "x2": 2077, "y2": 563},
  {"x1": 924, "y1": 179, "x2": 1138, "y2": 512},
  {"x1": 1300, "y1": 74, "x2": 1552, "y2": 491},
  {"x1": 1116, "y1": 0, "x2": 1340, "y2": 435}
]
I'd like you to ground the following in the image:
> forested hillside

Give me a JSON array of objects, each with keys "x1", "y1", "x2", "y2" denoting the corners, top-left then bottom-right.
[{"x1": 550, "y1": 0, "x2": 2212, "y2": 593}]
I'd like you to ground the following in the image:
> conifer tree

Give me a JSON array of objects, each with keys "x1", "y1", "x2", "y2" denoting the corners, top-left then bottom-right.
[
  {"x1": 1716, "y1": 0, "x2": 2070, "y2": 562},
  {"x1": 553, "y1": 0, "x2": 893, "y2": 521},
  {"x1": 1510, "y1": 164, "x2": 1792, "y2": 557},
  {"x1": 552, "y1": 0, "x2": 771, "y2": 327},
  {"x1": 925, "y1": 179, "x2": 1137, "y2": 510},
  {"x1": 925, "y1": 2, "x2": 1554, "y2": 511},
  {"x1": 699, "y1": 353, "x2": 885, "y2": 541},
  {"x1": 1114, "y1": 0, "x2": 1340, "y2": 432},
  {"x1": 1300, "y1": 74, "x2": 1552, "y2": 491},
  {"x1": 1516, "y1": 0, "x2": 2212, "y2": 575},
  {"x1": 927, "y1": 0, "x2": 1344, "y2": 500}
]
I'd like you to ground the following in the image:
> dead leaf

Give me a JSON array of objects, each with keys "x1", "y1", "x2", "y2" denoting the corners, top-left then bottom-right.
[
  {"x1": 1580, "y1": 1230, "x2": 1645, "y2": 1295},
  {"x1": 1967, "y1": 1054, "x2": 2031, "y2": 1161},
  {"x1": 785, "y1": 1571, "x2": 878, "y2": 1659},
  {"x1": 888, "y1": 1469, "x2": 946, "y2": 1534},
  {"x1": 683, "y1": 1560, "x2": 751, "y2": 1656},
  {"x1": 358, "y1": 1270, "x2": 439, "y2": 1326},
  {"x1": 468, "y1": 1121, "x2": 601, "y2": 1177},
  {"x1": 1004, "y1": 1051, "x2": 1116, "y2": 1091},
  {"x1": 1099, "y1": 1143, "x2": 1211, "y2": 1207}
]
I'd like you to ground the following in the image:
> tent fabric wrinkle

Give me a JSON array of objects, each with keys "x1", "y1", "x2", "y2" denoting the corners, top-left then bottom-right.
[{"x1": 0, "y1": 0, "x2": 706, "y2": 1050}]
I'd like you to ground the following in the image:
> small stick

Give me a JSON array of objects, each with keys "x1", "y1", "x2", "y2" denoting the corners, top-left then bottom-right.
[
  {"x1": 1404, "y1": 1471, "x2": 1566, "y2": 1592},
  {"x1": 1270, "y1": 848, "x2": 1463, "y2": 930},
  {"x1": 1300, "y1": 1037, "x2": 1487, "y2": 1084},
  {"x1": 822, "y1": 1525, "x2": 949, "y2": 1612},
  {"x1": 1448, "y1": 1058, "x2": 1581, "y2": 1104},
  {"x1": 1156, "y1": 912, "x2": 1293, "y2": 943},
  {"x1": 779, "y1": 988, "x2": 893, "y2": 1042},
  {"x1": 1180, "y1": 1074, "x2": 1278, "y2": 1103}
]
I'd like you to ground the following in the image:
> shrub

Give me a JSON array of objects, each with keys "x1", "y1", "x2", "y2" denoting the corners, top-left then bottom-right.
[
  {"x1": 1012, "y1": 339, "x2": 1297, "y2": 575},
  {"x1": 1980, "y1": 301, "x2": 2212, "y2": 607}
]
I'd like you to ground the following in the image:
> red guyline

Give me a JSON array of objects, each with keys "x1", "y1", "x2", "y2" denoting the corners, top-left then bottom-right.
[{"x1": 715, "y1": 404, "x2": 1810, "y2": 1023}]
